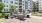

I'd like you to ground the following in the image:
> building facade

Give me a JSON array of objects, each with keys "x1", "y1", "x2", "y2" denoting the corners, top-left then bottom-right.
[
  {"x1": 22, "y1": 0, "x2": 33, "y2": 13},
  {"x1": 2, "y1": 0, "x2": 19, "y2": 12},
  {"x1": 1, "y1": 0, "x2": 33, "y2": 13},
  {"x1": 33, "y1": 1, "x2": 38, "y2": 12},
  {"x1": 37, "y1": 0, "x2": 42, "y2": 12}
]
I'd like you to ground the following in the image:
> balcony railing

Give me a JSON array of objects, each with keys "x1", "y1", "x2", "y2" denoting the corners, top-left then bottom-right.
[{"x1": 19, "y1": 1, "x2": 22, "y2": 3}]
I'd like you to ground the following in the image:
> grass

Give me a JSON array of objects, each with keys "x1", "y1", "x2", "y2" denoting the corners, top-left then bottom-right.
[{"x1": 32, "y1": 12, "x2": 42, "y2": 17}]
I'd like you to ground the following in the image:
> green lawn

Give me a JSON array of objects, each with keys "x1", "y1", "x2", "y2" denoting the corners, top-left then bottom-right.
[{"x1": 32, "y1": 12, "x2": 42, "y2": 17}]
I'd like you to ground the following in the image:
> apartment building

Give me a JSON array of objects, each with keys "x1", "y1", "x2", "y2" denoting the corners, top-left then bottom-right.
[
  {"x1": 19, "y1": 0, "x2": 22, "y2": 13},
  {"x1": 1, "y1": 0, "x2": 33, "y2": 13},
  {"x1": 2, "y1": 0, "x2": 19, "y2": 12},
  {"x1": 33, "y1": 1, "x2": 38, "y2": 12},
  {"x1": 22, "y1": 0, "x2": 33, "y2": 13},
  {"x1": 37, "y1": 0, "x2": 42, "y2": 12}
]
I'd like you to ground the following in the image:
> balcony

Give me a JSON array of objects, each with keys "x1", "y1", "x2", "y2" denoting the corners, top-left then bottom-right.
[
  {"x1": 19, "y1": 3, "x2": 22, "y2": 6},
  {"x1": 19, "y1": 1, "x2": 22, "y2": 3},
  {"x1": 19, "y1": 9, "x2": 22, "y2": 12},
  {"x1": 19, "y1": 6, "x2": 22, "y2": 8},
  {"x1": 19, "y1": 8, "x2": 22, "y2": 9},
  {"x1": 19, "y1": 3, "x2": 22, "y2": 5},
  {"x1": 19, "y1": 5, "x2": 22, "y2": 6},
  {"x1": 19, "y1": 0, "x2": 22, "y2": 2}
]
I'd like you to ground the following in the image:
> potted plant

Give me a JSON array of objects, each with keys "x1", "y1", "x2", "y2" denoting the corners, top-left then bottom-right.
[
  {"x1": 4, "y1": 13, "x2": 9, "y2": 19},
  {"x1": 27, "y1": 15, "x2": 30, "y2": 18}
]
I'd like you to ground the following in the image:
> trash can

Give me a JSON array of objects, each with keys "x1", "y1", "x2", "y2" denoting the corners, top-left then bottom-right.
[
  {"x1": 27, "y1": 15, "x2": 30, "y2": 18},
  {"x1": 5, "y1": 16, "x2": 8, "y2": 19}
]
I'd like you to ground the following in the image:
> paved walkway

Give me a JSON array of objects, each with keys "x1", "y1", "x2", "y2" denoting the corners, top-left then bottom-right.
[
  {"x1": 0, "y1": 13, "x2": 42, "y2": 23},
  {"x1": 0, "y1": 17, "x2": 42, "y2": 23}
]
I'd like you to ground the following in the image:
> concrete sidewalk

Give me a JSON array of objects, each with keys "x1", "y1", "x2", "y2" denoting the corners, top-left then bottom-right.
[
  {"x1": 0, "y1": 17, "x2": 42, "y2": 23},
  {"x1": 1, "y1": 13, "x2": 42, "y2": 23}
]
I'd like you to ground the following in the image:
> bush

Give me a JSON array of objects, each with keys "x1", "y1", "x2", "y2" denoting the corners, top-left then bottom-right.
[
  {"x1": 0, "y1": 13, "x2": 3, "y2": 18},
  {"x1": 0, "y1": 13, "x2": 9, "y2": 18},
  {"x1": 3, "y1": 13, "x2": 9, "y2": 17}
]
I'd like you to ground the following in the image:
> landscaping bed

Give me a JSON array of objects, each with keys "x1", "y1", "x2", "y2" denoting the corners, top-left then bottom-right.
[{"x1": 32, "y1": 12, "x2": 42, "y2": 17}]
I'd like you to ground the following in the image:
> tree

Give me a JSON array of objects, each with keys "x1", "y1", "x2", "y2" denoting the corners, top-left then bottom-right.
[
  {"x1": 9, "y1": 3, "x2": 16, "y2": 13},
  {"x1": 0, "y1": 2, "x2": 4, "y2": 12},
  {"x1": 9, "y1": 3, "x2": 16, "y2": 17}
]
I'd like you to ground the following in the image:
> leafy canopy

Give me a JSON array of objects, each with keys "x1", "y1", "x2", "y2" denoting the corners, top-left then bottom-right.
[
  {"x1": 0, "y1": 2, "x2": 4, "y2": 12},
  {"x1": 9, "y1": 3, "x2": 16, "y2": 10}
]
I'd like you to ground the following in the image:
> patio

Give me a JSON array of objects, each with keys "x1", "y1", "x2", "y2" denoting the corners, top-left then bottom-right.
[{"x1": 0, "y1": 17, "x2": 42, "y2": 23}]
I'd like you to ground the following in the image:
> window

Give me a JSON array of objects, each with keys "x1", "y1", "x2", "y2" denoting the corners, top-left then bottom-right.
[
  {"x1": 4, "y1": 0, "x2": 8, "y2": 3},
  {"x1": 4, "y1": 0, "x2": 5, "y2": 2},
  {"x1": 25, "y1": 1, "x2": 28, "y2": 9},
  {"x1": 15, "y1": 2, "x2": 18, "y2": 5},
  {"x1": 4, "y1": 9, "x2": 5, "y2": 12},
  {"x1": 10, "y1": 1, "x2": 13, "y2": 3},
  {"x1": 19, "y1": 0, "x2": 22, "y2": 2},
  {"x1": 16, "y1": 6, "x2": 18, "y2": 8},
  {"x1": 4, "y1": 9, "x2": 8, "y2": 12},
  {"x1": 7, "y1": 9, "x2": 8, "y2": 11},
  {"x1": 23, "y1": 7, "x2": 25, "y2": 9},
  {"x1": 6, "y1": 5, "x2": 8, "y2": 7},
  {"x1": 23, "y1": 1, "x2": 24, "y2": 3},
  {"x1": 25, "y1": 1, "x2": 28, "y2": 4},
  {"x1": 23, "y1": 4, "x2": 24, "y2": 6}
]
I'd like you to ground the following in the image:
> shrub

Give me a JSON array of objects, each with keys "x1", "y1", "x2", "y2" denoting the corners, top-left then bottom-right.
[
  {"x1": 0, "y1": 13, "x2": 9, "y2": 18},
  {"x1": 0, "y1": 13, "x2": 3, "y2": 18}
]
